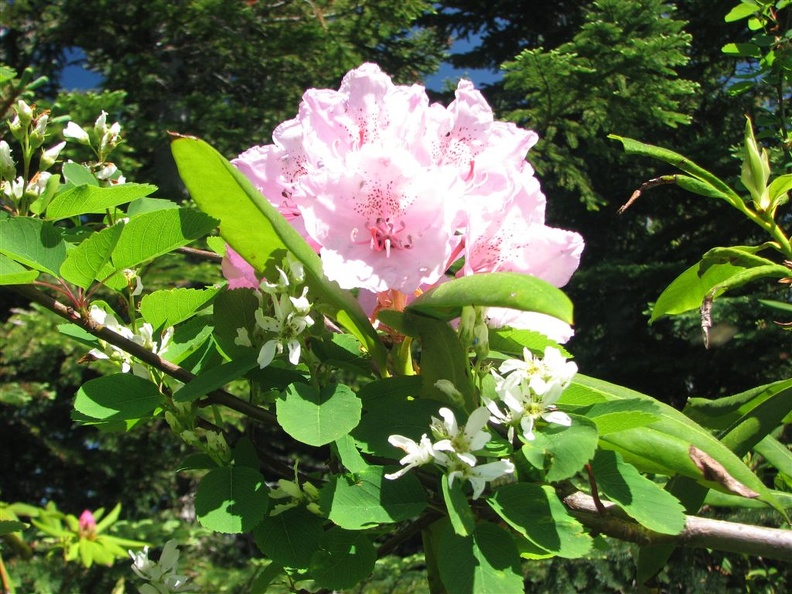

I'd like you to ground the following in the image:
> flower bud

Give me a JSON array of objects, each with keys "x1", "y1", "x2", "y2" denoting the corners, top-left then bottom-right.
[
  {"x1": 0, "y1": 141, "x2": 15, "y2": 179},
  {"x1": 94, "y1": 110, "x2": 108, "y2": 138},
  {"x1": 78, "y1": 510, "x2": 97, "y2": 538},
  {"x1": 40, "y1": 141, "x2": 65, "y2": 171},
  {"x1": 30, "y1": 113, "x2": 49, "y2": 147},
  {"x1": 63, "y1": 121, "x2": 91, "y2": 145},
  {"x1": 741, "y1": 117, "x2": 771, "y2": 211},
  {"x1": 14, "y1": 100, "x2": 33, "y2": 125}
]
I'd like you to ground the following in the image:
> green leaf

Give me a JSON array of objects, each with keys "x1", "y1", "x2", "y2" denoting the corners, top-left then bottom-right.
[
  {"x1": 0, "y1": 520, "x2": 28, "y2": 536},
  {"x1": 651, "y1": 247, "x2": 790, "y2": 321},
  {"x1": 334, "y1": 434, "x2": 369, "y2": 474},
  {"x1": 568, "y1": 375, "x2": 781, "y2": 511},
  {"x1": 174, "y1": 352, "x2": 259, "y2": 402},
  {"x1": 583, "y1": 399, "x2": 661, "y2": 435},
  {"x1": 59, "y1": 224, "x2": 124, "y2": 289},
  {"x1": 323, "y1": 466, "x2": 427, "y2": 530},
  {"x1": 195, "y1": 465, "x2": 268, "y2": 533},
  {"x1": 591, "y1": 450, "x2": 686, "y2": 535},
  {"x1": 74, "y1": 374, "x2": 161, "y2": 420},
  {"x1": 61, "y1": 162, "x2": 99, "y2": 187},
  {"x1": 754, "y1": 435, "x2": 792, "y2": 480},
  {"x1": 442, "y1": 474, "x2": 475, "y2": 537},
  {"x1": 277, "y1": 383, "x2": 362, "y2": 447},
  {"x1": 608, "y1": 135, "x2": 738, "y2": 200},
  {"x1": 388, "y1": 310, "x2": 474, "y2": 408},
  {"x1": 487, "y1": 483, "x2": 592, "y2": 558},
  {"x1": 528, "y1": 415, "x2": 599, "y2": 482},
  {"x1": 47, "y1": 183, "x2": 157, "y2": 220},
  {"x1": 254, "y1": 506, "x2": 324, "y2": 568},
  {"x1": 0, "y1": 253, "x2": 38, "y2": 285},
  {"x1": 171, "y1": 137, "x2": 386, "y2": 369},
  {"x1": 438, "y1": 521, "x2": 523, "y2": 594},
  {"x1": 110, "y1": 207, "x2": 218, "y2": 270},
  {"x1": 722, "y1": 42, "x2": 762, "y2": 58},
  {"x1": 768, "y1": 173, "x2": 792, "y2": 203},
  {"x1": 212, "y1": 288, "x2": 260, "y2": 359},
  {"x1": 140, "y1": 286, "x2": 220, "y2": 330},
  {"x1": 724, "y1": 3, "x2": 759, "y2": 22},
  {"x1": 407, "y1": 272, "x2": 574, "y2": 324},
  {"x1": 126, "y1": 197, "x2": 179, "y2": 216},
  {"x1": 308, "y1": 528, "x2": 376, "y2": 590},
  {"x1": 352, "y1": 393, "x2": 443, "y2": 457},
  {"x1": 0, "y1": 217, "x2": 66, "y2": 276},
  {"x1": 489, "y1": 327, "x2": 570, "y2": 358}
]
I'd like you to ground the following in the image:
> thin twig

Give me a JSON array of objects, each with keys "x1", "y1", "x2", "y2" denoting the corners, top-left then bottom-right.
[{"x1": 8, "y1": 284, "x2": 276, "y2": 426}]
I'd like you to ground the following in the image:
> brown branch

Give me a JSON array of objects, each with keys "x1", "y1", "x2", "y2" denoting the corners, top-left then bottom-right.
[
  {"x1": 564, "y1": 491, "x2": 792, "y2": 562},
  {"x1": 618, "y1": 175, "x2": 679, "y2": 214},
  {"x1": 8, "y1": 284, "x2": 276, "y2": 426}
]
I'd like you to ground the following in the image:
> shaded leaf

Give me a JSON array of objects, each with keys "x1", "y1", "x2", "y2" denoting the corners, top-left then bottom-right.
[{"x1": 195, "y1": 466, "x2": 268, "y2": 533}]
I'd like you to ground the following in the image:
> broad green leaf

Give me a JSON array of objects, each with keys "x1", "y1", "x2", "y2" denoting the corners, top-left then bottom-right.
[
  {"x1": 442, "y1": 474, "x2": 475, "y2": 537},
  {"x1": 308, "y1": 528, "x2": 376, "y2": 590},
  {"x1": 249, "y1": 561, "x2": 284, "y2": 594},
  {"x1": 0, "y1": 520, "x2": 28, "y2": 536},
  {"x1": 583, "y1": 399, "x2": 661, "y2": 435},
  {"x1": 232, "y1": 436, "x2": 263, "y2": 470},
  {"x1": 212, "y1": 288, "x2": 260, "y2": 359},
  {"x1": 724, "y1": 3, "x2": 759, "y2": 22},
  {"x1": 356, "y1": 375, "x2": 423, "y2": 404},
  {"x1": 254, "y1": 506, "x2": 324, "y2": 568},
  {"x1": 489, "y1": 327, "x2": 570, "y2": 358},
  {"x1": 0, "y1": 217, "x2": 66, "y2": 276},
  {"x1": 334, "y1": 434, "x2": 369, "y2": 474},
  {"x1": 754, "y1": 435, "x2": 792, "y2": 480},
  {"x1": 47, "y1": 182, "x2": 157, "y2": 220},
  {"x1": 385, "y1": 310, "x2": 474, "y2": 408},
  {"x1": 591, "y1": 450, "x2": 686, "y2": 535},
  {"x1": 160, "y1": 316, "x2": 215, "y2": 366},
  {"x1": 174, "y1": 352, "x2": 259, "y2": 402},
  {"x1": 768, "y1": 173, "x2": 792, "y2": 203},
  {"x1": 195, "y1": 465, "x2": 268, "y2": 533},
  {"x1": 722, "y1": 42, "x2": 762, "y2": 58},
  {"x1": 74, "y1": 374, "x2": 161, "y2": 420},
  {"x1": 438, "y1": 521, "x2": 523, "y2": 594},
  {"x1": 277, "y1": 383, "x2": 362, "y2": 447},
  {"x1": 110, "y1": 207, "x2": 218, "y2": 270},
  {"x1": 59, "y1": 223, "x2": 124, "y2": 289},
  {"x1": 651, "y1": 247, "x2": 790, "y2": 321},
  {"x1": 140, "y1": 286, "x2": 220, "y2": 330},
  {"x1": 171, "y1": 137, "x2": 386, "y2": 369},
  {"x1": 322, "y1": 466, "x2": 427, "y2": 529},
  {"x1": 126, "y1": 197, "x2": 179, "y2": 216},
  {"x1": 608, "y1": 135, "x2": 738, "y2": 199},
  {"x1": 568, "y1": 374, "x2": 781, "y2": 511},
  {"x1": 352, "y1": 393, "x2": 443, "y2": 457},
  {"x1": 717, "y1": 380, "x2": 792, "y2": 457},
  {"x1": 407, "y1": 272, "x2": 573, "y2": 324},
  {"x1": 487, "y1": 483, "x2": 592, "y2": 558},
  {"x1": 685, "y1": 378, "x2": 792, "y2": 431},
  {"x1": 0, "y1": 253, "x2": 38, "y2": 285},
  {"x1": 527, "y1": 415, "x2": 599, "y2": 482},
  {"x1": 61, "y1": 162, "x2": 99, "y2": 186}
]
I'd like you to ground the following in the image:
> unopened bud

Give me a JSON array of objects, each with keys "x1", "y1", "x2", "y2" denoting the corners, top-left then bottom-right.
[
  {"x1": 0, "y1": 141, "x2": 15, "y2": 179},
  {"x1": 63, "y1": 121, "x2": 91, "y2": 145},
  {"x1": 14, "y1": 100, "x2": 33, "y2": 125},
  {"x1": 94, "y1": 111, "x2": 108, "y2": 138},
  {"x1": 30, "y1": 113, "x2": 49, "y2": 146},
  {"x1": 40, "y1": 141, "x2": 65, "y2": 170}
]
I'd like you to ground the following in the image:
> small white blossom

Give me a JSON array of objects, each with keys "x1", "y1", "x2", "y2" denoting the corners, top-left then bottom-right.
[
  {"x1": 447, "y1": 459, "x2": 515, "y2": 500},
  {"x1": 384, "y1": 434, "x2": 437, "y2": 480},
  {"x1": 129, "y1": 540, "x2": 197, "y2": 593},
  {"x1": 0, "y1": 140, "x2": 15, "y2": 178},
  {"x1": 431, "y1": 407, "x2": 491, "y2": 467},
  {"x1": 40, "y1": 141, "x2": 66, "y2": 170},
  {"x1": 63, "y1": 121, "x2": 91, "y2": 144},
  {"x1": 490, "y1": 346, "x2": 575, "y2": 441}
]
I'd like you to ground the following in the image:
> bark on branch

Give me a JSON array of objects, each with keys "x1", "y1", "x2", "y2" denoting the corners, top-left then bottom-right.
[{"x1": 564, "y1": 491, "x2": 792, "y2": 562}]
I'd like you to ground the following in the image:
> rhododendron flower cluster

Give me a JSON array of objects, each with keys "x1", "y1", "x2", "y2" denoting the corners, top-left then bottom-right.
[{"x1": 232, "y1": 63, "x2": 583, "y2": 334}]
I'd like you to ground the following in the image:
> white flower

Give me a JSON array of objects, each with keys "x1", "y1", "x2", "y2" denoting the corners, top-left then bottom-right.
[
  {"x1": 490, "y1": 346, "x2": 575, "y2": 441},
  {"x1": 384, "y1": 434, "x2": 438, "y2": 480},
  {"x1": 447, "y1": 459, "x2": 515, "y2": 500},
  {"x1": 252, "y1": 287, "x2": 314, "y2": 368},
  {"x1": 63, "y1": 121, "x2": 91, "y2": 144},
  {"x1": 40, "y1": 141, "x2": 66, "y2": 170},
  {"x1": 129, "y1": 540, "x2": 196, "y2": 593},
  {"x1": 431, "y1": 407, "x2": 491, "y2": 467},
  {"x1": 0, "y1": 140, "x2": 16, "y2": 178}
]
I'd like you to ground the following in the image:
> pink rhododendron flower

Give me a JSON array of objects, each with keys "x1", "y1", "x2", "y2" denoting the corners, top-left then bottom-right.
[
  {"x1": 79, "y1": 509, "x2": 96, "y2": 537},
  {"x1": 221, "y1": 245, "x2": 260, "y2": 290},
  {"x1": 233, "y1": 63, "x2": 584, "y2": 332}
]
